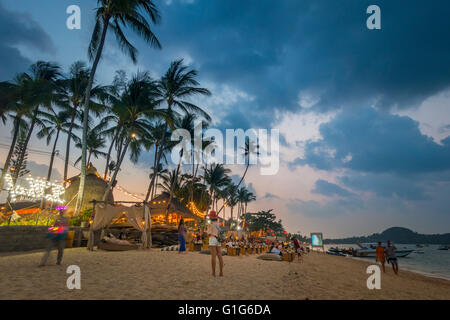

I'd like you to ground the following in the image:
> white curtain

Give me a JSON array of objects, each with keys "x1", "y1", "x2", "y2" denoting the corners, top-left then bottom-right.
[{"x1": 88, "y1": 204, "x2": 151, "y2": 250}]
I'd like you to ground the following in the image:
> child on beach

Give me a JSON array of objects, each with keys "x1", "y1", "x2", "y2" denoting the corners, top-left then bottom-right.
[{"x1": 207, "y1": 210, "x2": 224, "y2": 277}]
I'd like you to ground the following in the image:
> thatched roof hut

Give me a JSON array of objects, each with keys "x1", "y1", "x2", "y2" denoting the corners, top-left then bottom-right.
[{"x1": 65, "y1": 164, "x2": 114, "y2": 214}]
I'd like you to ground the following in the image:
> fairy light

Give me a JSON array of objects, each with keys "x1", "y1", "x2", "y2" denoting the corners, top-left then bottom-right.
[
  {"x1": 187, "y1": 201, "x2": 206, "y2": 219},
  {"x1": 4, "y1": 173, "x2": 65, "y2": 204}
]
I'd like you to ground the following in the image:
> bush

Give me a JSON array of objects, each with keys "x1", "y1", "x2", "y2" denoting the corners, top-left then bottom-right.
[{"x1": 69, "y1": 208, "x2": 92, "y2": 226}]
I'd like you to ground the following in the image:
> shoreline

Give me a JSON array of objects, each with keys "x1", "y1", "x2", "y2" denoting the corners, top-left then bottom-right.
[{"x1": 347, "y1": 256, "x2": 450, "y2": 282}]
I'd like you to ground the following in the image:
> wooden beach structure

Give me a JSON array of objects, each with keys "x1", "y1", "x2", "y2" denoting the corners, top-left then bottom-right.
[{"x1": 86, "y1": 192, "x2": 206, "y2": 250}]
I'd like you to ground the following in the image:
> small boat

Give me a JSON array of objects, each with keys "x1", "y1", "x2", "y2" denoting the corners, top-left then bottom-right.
[
  {"x1": 353, "y1": 242, "x2": 413, "y2": 258},
  {"x1": 437, "y1": 245, "x2": 449, "y2": 250},
  {"x1": 326, "y1": 250, "x2": 346, "y2": 257},
  {"x1": 416, "y1": 244, "x2": 424, "y2": 248}
]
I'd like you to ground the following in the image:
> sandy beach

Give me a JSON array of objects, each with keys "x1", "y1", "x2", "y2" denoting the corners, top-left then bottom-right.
[{"x1": 0, "y1": 248, "x2": 449, "y2": 300}]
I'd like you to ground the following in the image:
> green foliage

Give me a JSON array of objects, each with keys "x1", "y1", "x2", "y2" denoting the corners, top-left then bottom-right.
[
  {"x1": 242, "y1": 209, "x2": 284, "y2": 234},
  {"x1": 69, "y1": 208, "x2": 92, "y2": 226}
]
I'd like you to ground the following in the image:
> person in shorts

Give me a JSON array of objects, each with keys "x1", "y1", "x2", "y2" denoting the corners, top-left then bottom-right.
[
  {"x1": 207, "y1": 210, "x2": 223, "y2": 277},
  {"x1": 385, "y1": 240, "x2": 398, "y2": 275}
]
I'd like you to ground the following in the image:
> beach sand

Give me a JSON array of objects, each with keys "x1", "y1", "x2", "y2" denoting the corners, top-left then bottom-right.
[{"x1": 0, "y1": 248, "x2": 449, "y2": 300}]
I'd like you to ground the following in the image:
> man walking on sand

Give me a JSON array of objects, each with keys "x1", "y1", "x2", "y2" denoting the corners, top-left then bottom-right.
[
  {"x1": 385, "y1": 240, "x2": 399, "y2": 275},
  {"x1": 376, "y1": 241, "x2": 386, "y2": 272}
]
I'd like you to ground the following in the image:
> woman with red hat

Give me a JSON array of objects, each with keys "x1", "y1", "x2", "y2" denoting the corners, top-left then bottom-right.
[{"x1": 207, "y1": 210, "x2": 224, "y2": 277}]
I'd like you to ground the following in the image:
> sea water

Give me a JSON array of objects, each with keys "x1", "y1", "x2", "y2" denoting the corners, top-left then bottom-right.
[{"x1": 324, "y1": 244, "x2": 450, "y2": 280}]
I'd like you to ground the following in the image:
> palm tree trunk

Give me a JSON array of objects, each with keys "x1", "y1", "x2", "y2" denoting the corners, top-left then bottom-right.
[
  {"x1": 104, "y1": 128, "x2": 119, "y2": 180},
  {"x1": 13, "y1": 107, "x2": 39, "y2": 184},
  {"x1": 102, "y1": 138, "x2": 129, "y2": 202},
  {"x1": 145, "y1": 105, "x2": 171, "y2": 202},
  {"x1": 165, "y1": 155, "x2": 182, "y2": 224},
  {"x1": 75, "y1": 18, "x2": 110, "y2": 215},
  {"x1": 216, "y1": 163, "x2": 249, "y2": 216},
  {"x1": 87, "y1": 151, "x2": 92, "y2": 166},
  {"x1": 40, "y1": 129, "x2": 60, "y2": 210},
  {"x1": 0, "y1": 116, "x2": 21, "y2": 191},
  {"x1": 145, "y1": 144, "x2": 158, "y2": 201},
  {"x1": 64, "y1": 104, "x2": 78, "y2": 186}
]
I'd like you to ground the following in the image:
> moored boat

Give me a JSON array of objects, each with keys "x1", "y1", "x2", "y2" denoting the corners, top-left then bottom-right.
[{"x1": 353, "y1": 242, "x2": 413, "y2": 258}]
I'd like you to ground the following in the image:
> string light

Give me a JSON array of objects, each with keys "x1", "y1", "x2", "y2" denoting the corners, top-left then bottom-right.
[
  {"x1": 4, "y1": 173, "x2": 65, "y2": 204},
  {"x1": 187, "y1": 201, "x2": 206, "y2": 219}
]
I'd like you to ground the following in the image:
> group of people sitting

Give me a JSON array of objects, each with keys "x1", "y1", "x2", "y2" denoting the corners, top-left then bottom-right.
[{"x1": 268, "y1": 237, "x2": 309, "y2": 260}]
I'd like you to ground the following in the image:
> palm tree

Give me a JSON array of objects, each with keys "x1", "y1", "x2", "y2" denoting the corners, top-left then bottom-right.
[
  {"x1": 101, "y1": 104, "x2": 128, "y2": 180},
  {"x1": 37, "y1": 110, "x2": 78, "y2": 209},
  {"x1": 12, "y1": 61, "x2": 62, "y2": 185},
  {"x1": 57, "y1": 61, "x2": 109, "y2": 185},
  {"x1": 75, "y1": 124, "x2": 108, "y2": 166},
  {"x1": 217, "y1": 138, "x2": 259, "y2": 216},
  {"x1": 144, "y1": 59, "x2": 211, "y2": 203},
  {"x1": 147, "y1": 163, "x2": 167, "y2": 199},
  {"x1": 157, "y1": 169, "x2": 186, "y2": 194},
  {"x1": 0, "y1": 74, "x2": 34, "y2": 191},
  {"x1": 203, "y1": 163, "x2": 231, "y2": 213},
  {"x1": 39, "y1": 110, "x2": 79, "y2": 181},
  {"x1": 101, "y1": 72, "x2": 168, "y2": 202},
  {"x1": 76, "y1": 0, "x2": 162, "y2": 215},
  {"x1": 144, "y1": 120, "x2": 174, "y2": 200}
]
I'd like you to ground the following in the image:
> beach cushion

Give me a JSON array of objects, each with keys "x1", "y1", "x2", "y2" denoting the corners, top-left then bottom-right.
[{"x1": 257, "y1": 253, "x2": 282, "y2": 261}]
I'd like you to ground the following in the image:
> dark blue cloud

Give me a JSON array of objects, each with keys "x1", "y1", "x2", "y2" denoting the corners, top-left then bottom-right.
[
  {"x1": 338, "y1": 173, "x2": 430, "y2": 201},
  {"x1": 312, "y1": 179, "x2": 354, "y2": 198},
  {"x1": 0, "y1": 1, "x2": 55, "y2": 80},
  {"x1": 129, "y1": 0, "x2": 450, "y2": 128},
  {"x1": 298, "y1": 107, "x2": 450, "y2": 174}
]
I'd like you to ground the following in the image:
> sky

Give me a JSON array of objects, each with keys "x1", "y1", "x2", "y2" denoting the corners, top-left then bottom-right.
[{"x1": 1, "y1": 0, "x2": 450, "y2": 238}]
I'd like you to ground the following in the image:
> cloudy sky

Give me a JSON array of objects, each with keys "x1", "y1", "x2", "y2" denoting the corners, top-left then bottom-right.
[{"x1": 1, "y1": 0, "x2": 450, "y2": 238}]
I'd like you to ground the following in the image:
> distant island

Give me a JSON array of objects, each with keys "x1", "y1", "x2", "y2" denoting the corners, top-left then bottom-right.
[{"x1": 324, "y1": 227, "x2": 450, "y2": 244}]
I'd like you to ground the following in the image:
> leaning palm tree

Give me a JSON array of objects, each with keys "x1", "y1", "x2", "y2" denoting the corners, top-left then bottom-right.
[
  {"x1": 101, "y1": 72, "x2": 168, "y2": 202},
  {"x1": 38, "y1": 110, "x2": 80, "y2": 182},
  {"x1": 76, "y1": 0, "x2": 162, "y2": 215},
  {"x1": 57, "y1": 61, "x2": 109, "y2": 185},
  {"x1": 144, "y1": 59, "x2": 211, "y2": 202},
  {"x1": 37, "y1": 110, "x2": 79, "y2": 209},
  {"x1": 147, "y1": 163, "x2": 168, "y2": 199},
  {"x1": 217, "y1": 138, "x2": 259, "y2": 216},
  {"x1": 12, "y1": 61, "x2": 62, "y2": 184},
  {"x1": 0, "y1": 74, "x2": 35, "y2": 191}
]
